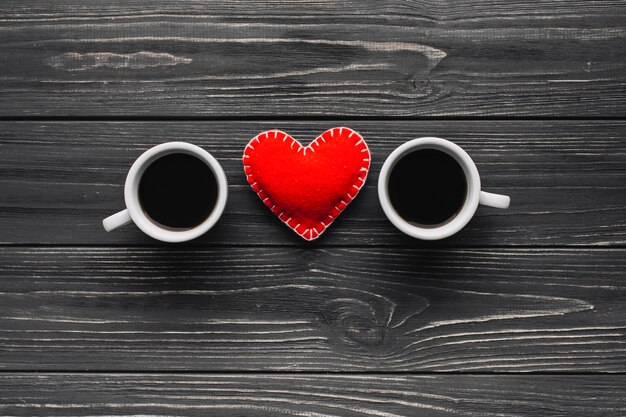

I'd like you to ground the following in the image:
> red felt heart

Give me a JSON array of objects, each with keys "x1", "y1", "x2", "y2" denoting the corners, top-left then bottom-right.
[{"x1": 243, "y1": 128, "x2": 370, "y2": 241}]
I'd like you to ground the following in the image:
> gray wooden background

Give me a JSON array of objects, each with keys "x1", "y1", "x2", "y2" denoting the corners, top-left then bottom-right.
[{"x1": 1, "y1": 1, "x2": 625, "y2": 415}]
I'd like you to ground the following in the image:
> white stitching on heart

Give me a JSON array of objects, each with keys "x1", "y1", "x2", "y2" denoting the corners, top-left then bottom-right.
[{"x1": 242, "y1": 127, "x2": 370, "y2": 241}]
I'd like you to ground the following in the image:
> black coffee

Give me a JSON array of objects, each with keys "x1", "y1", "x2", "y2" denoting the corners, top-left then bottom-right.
[
  {"x1": 138, "y1": 153, "x2": 218, "y2": 229},
  {"x1": 388, "y1": 149, "x2": 467, "y2": 226}
]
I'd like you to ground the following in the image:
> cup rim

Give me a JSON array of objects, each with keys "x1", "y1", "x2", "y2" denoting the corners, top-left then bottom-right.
[
  {"x1": 124, "y1": 142, "x2": 228, "y2": 243},
  {"x1": 378, "y1": 137, "x2": 481, "y2": 240}
]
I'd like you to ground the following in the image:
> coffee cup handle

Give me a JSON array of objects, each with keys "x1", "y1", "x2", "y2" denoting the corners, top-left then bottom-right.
[
  {"x1": 479, "y1": 191, "x2": 510, "y2": 209},
  {"x1": 103, "y1": 209, "x2": 132, "y2": 232}
]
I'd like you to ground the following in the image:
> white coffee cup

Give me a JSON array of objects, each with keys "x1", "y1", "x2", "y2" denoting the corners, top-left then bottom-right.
[
  {"x1": 102, "y1": 142, "x2": 228, "y2": 242},
  {"x1": 378, "y1": 137, "x2": 510, "y2": 240}
]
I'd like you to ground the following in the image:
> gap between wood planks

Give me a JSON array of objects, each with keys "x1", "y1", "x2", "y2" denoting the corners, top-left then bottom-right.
[
  {"x1": 1, "y1": 244, "x2": 625, "y2": 249},
  {"x1": 0, "y1": 370, "x2": 624, "y2": 375},
  {"x1": 0, "y1": 116, "x2": 625, "y2": 122}
]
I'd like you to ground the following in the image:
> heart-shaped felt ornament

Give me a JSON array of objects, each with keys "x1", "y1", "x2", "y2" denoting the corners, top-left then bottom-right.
[{"x1": 243, "y1": 128, "x2": 370, "y2": 241}]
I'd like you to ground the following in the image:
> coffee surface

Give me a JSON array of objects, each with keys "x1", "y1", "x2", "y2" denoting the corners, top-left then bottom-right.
[
  {"x1": 388, "y1": 149, "x2": 467, "y2": 226},
  {"x1": 139, "y1": 153, "x2": 218, "y2": 228}
]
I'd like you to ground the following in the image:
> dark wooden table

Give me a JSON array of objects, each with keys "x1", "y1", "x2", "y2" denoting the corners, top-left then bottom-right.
[{"x1": 1, "y1": 1, "x2": 626, "y2": 415}]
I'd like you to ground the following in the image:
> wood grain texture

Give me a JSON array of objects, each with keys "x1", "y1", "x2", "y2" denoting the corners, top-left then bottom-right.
[
  {"x1": 1, "y1": 0, "x2": 625, "y2": 116},
  {"x1": 1, "y1": 373, "x2": 625, "y2": 417},
  {"x1": 1, "y1": 121, "x2": 624, "y2": 246},
  {"x1": 1, "y1": 247, "x2": 624, "y2": 372}
]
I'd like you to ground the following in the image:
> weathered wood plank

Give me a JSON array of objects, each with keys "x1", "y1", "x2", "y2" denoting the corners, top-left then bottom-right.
[
  {"x1": 1, "y1": 373, "x2": 625, "y2": 416},
  {"x1": 1, "y1": 121, "x2": 624, "y2": 246},
  {"x1": 0, "y1": 247, "x2": 624, "y2": 372},
  {"x1": 1, "y1": 0, "x2": 625, "y2": 116}
]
